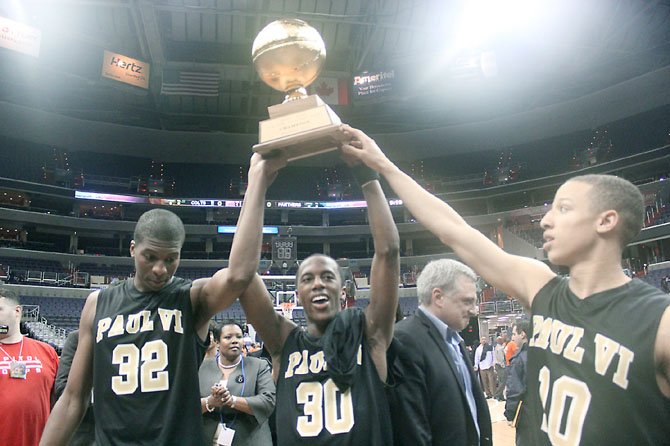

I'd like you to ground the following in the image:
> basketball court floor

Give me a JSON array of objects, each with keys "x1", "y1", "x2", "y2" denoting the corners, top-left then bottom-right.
[{"x1": 488, "y1": 398, "x2": 516, "y2": 445}]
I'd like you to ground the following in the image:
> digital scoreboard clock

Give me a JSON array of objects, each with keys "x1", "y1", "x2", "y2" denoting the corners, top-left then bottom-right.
[{"x1": 271, "y1": 237, "x2": 297, "y2": 262}]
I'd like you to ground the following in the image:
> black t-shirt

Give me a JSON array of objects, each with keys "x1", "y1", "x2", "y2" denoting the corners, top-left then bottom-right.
[
  {"x1": 275, "y1": 308, "x2": 393, "y2": 445},
  {"x1": 526, "y1": 277, "x2": 670, "y2": 445},
  {"x1": 92, "y1": 278, "x2": 207, "y2": 445}
]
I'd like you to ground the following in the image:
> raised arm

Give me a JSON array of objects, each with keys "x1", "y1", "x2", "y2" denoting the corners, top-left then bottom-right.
[
  {"x1": 341, "y1": 129, "x2": 400, "y2": 380},
  {"x1": 238, "y1": 274, "x2": 297, "y2": 368},
  {"x1": 191, "y1": 153, "x2": 286, "y2": 335},
  {"x1": 361, "y1": 181, "x2": 401, "y2": 332},
  {"x1": 340, "y1": 125, "x2": 554, "y2": 308},
  {"x1": 655, "y1": 306, "x2": 670, "y2": 398},
  {"x1": 40, "y1": 293, "x2": 97, "y2": 446}
]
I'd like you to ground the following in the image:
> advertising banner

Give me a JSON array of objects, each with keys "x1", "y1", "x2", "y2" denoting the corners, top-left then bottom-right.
[
  {"x1": 0, "y1": 16, "x2": 41, "y2": 57},
  {"x1": 102, "y1": 50, "x2": 149, "y2": 89}
]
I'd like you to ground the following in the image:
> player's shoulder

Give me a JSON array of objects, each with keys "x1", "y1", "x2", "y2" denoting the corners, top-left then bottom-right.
[
  {"x1": 630, "y1": 278, "x2": 670, "y2": 296},
  {"x1": 624, "y1": 279, "x2": 670, "y2": 312},
  {"x1": 82, "y1": 289, "x2": 101, "y2": 314}
]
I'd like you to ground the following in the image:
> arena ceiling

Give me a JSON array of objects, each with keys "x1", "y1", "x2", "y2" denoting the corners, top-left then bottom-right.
[{"x1": 0, "y1": 0, "x2": 669, "y2": 165}]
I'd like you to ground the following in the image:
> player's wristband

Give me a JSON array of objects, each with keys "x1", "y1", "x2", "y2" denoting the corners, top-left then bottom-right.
[
  {"x1": 351, "y1": 164, "x2": 380, "y2": 187},
  {"x1": 231, "y1": 396, "x2": 238, "y2": 408}
]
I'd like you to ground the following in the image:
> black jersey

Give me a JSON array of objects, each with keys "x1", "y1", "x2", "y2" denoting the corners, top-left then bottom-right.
[
  {"x1": 92, "y1": 278, "x2": 207, "y2": 445},
  {"x1": 275, "y1": 308, "x2": 393, "y2": 446},
  {"x1": 526, "y1": 277, "x2": 670, "y2": 446}
]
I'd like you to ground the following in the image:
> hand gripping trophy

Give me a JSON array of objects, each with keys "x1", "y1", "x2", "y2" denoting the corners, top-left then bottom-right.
[{"x1": 251, "y1": 19, "x2": 348, "y2": 162}]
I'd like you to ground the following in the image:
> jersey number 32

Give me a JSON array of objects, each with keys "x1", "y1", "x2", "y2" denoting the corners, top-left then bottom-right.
[{"x1": 111, "y1": 340, "x2": 169, "y2": 395}]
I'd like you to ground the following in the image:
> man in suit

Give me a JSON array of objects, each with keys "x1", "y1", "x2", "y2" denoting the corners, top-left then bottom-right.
[{"x1": 389, "y1": 259, "x2": 492, "y2": 446}]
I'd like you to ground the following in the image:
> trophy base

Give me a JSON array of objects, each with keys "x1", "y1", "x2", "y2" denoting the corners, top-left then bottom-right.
[
  {"x1": 253, "y1": 124, "x2": 348, "y2": 162},
  {"x1": 254, "y1": 95, "x2": 347, "y2": 162}
]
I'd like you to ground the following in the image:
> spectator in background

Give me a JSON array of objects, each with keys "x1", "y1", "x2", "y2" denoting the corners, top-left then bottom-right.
[
  {"x1": 204, "y1": 321, "x2": 219, "y2": 360},
  {"x1": 54, "y1": 330, "x2": 95, "y2": 446},
  {"x1": 242, "y1": 327, "x2": 253, "y2": 353},
  {"x1": 474, "y1": 336, "x2": 495, "y2": 399},
  {"x1": 504, "y1": 333, "x2": 517, "y2": 367},
  {"x1": 505, "y1": 320, "x2": 531, "y2": 446},
  {"x1": 388, "y1": 259, "x2": 492, "y2": 445},
  {"x1": 199, "y1": 320, "x2": 275, "y2": 446},
  {"x1": 662, "y1": 275, "x2": 670, "y2": 294},
  {"x1": 466, "y1": 344, "x2": 475, "y2": 366},
  {"x1": 0, "y1": 288, "x2": 59, "y2": 446},
  {"x1": 493, "y1": 336, "x2": 507, "y2": 401},
  {"x1": 246, "y1": 342, "x2": 262, "y2": 356}
]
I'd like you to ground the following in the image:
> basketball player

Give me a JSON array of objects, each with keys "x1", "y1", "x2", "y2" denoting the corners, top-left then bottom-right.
[
  {"x1": 40, "y1": 153, "x2": 286, "y2": 445},
  {"x1": 238, "y1": 147, "x2": 400, "y2": 444},
  {"x1": 341, "y1": 125, "x2": 670, "y2": 445}
]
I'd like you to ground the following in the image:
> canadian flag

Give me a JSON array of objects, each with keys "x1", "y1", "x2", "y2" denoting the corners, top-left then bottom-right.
[{"x1": 309, "y1": 77, "x2": 349, "y2": 106}]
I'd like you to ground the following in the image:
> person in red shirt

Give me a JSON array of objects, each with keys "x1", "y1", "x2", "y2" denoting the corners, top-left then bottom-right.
[{"x1": 0, "y1": 288, "x2": 59, "y2": 446}]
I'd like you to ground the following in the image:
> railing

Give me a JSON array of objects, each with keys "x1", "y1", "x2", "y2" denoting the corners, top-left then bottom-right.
[
  {"x1": 479, "y1": 299, "x2": 524, "y2": 316},
  {"x1": 21, "y1": 304, "x2": 39, "y2": 322},
  {"x1": 7, "y1": 270, "x2": 90, "y2": 288}
]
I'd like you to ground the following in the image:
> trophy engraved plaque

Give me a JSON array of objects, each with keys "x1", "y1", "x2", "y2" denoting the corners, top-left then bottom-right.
[{"x1": 252, "y1": 19, "x2": 347, "y2": 162}]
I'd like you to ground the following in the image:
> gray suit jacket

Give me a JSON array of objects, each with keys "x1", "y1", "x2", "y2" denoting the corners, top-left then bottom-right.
[
  {"x1": 198, "y1": 355, "x2": 275, "y2": 446},
  {"x1": 388, "y1": 310, "x2": 493, "y2": 446}
]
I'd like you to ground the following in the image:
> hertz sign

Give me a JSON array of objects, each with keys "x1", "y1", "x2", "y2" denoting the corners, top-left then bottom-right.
[{"x1": 102, "y1": 50, "x2": 150, "y2": 89}]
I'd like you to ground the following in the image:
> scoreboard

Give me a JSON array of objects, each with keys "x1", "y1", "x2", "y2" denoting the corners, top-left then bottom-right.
[{"x1": 271, "y1": 236, "x2": 297, "y2": 262}]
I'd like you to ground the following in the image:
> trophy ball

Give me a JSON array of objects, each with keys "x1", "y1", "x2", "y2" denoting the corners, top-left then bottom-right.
[{"x1": 252, "y1": 19, "x2": 326, "y2": 95}]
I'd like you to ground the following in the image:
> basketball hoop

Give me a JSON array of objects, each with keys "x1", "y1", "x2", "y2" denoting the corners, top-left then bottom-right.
[{"x1": 280, "y1": 301, "x2": 295, "y2": 320}]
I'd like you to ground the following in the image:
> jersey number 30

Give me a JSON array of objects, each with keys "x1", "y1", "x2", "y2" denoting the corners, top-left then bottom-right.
[
  {"x1": 296, "y1": 379, "x2": 355, "y2": 437},
  {"x1": 111, "y1": 340, "x2": 169, "y2": 395}
]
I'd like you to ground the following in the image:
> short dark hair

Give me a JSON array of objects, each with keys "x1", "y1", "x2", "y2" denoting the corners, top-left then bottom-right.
[
  {"x1": 295, "y1": 254, "x2": 342, "y2": 284},
  {"x1": 213, "y1": 320, "x2": 244, "y2": 341},
  {"x1": 567, "y1": 174, "x2": 644, "y2": 247},
  {"x1": 0, "y1": 287, "x2": 20, "y2": 305},
  {"x1": 513, "y1": 319, "x2": 532, "y2": 338},
  {"x1": 133, "y1": 209, "x2": 185, "y2": 246}
]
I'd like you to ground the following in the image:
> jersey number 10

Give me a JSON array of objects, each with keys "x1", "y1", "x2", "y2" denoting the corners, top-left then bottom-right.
[{"x1": 538, "y1": 366, "x2": 592, "y2": 446}]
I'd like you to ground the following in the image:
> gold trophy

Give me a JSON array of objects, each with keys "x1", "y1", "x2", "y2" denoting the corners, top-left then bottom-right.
[{"x1": 252, "y1": 19, "x2": 347, "y2": 162}]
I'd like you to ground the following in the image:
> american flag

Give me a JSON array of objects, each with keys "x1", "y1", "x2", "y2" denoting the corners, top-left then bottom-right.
[{"x1": 161, "y1": 70, "x2": 220, "y2": 97}]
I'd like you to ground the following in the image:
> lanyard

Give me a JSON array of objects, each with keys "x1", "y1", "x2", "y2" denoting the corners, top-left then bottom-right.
[
  {"x1": 0, "y1": 337, "x2": 24, "y2": 359},
  {"x1": 215, "y1": 353, "x2": 246, "y2": 429}
]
